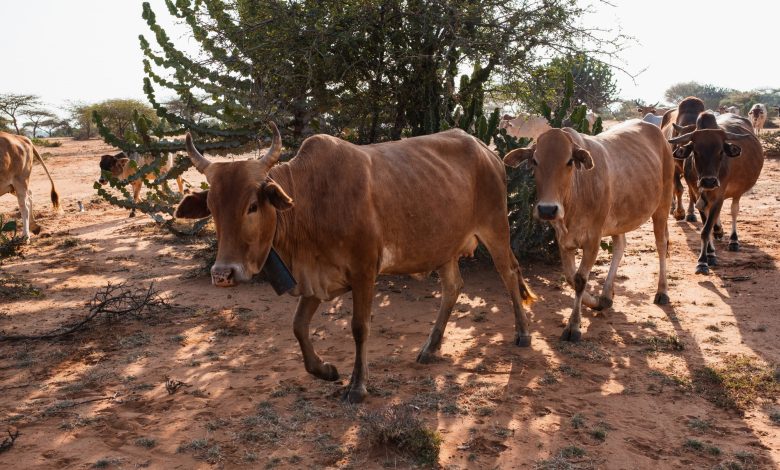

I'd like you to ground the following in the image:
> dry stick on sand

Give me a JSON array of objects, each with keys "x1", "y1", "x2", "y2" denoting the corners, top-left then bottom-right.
[
  {"x1": 0, "y1": 428, "x2": 20, "y2": 454},
  {"x1": 0, "y1": 282, "x2": 166, "y2": 342}
]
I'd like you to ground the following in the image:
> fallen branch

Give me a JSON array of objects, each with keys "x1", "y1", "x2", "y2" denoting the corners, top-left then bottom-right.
[
  {"x1": 0, "y1": 282, "x2": 166, "y2": 342},
  {"x1": 0, "y1": 428, "x2": 19, "y2": 454}
]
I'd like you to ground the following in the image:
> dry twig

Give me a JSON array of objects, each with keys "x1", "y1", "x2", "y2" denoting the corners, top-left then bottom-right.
[
  {"x1": 0, "y1": 282, "x2": 166, "y2": 342},
  {"x1": 0, "y1": 428, "x2": 19, "y2": 454}
]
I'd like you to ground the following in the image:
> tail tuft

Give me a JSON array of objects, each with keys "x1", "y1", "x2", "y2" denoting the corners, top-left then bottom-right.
[
  {"x1": 520, "y1": 279, "x2": 537, "y2": 307},
  {"x1": 51, "y1": 188, "x2": 60, "y2": 211}
]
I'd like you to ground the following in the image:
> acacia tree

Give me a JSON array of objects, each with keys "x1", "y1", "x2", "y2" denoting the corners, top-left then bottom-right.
[
  {"x1": 23, "y1": 109, "x2": 58, "y2": 138},
  {"x1": 119, "y1": 0, "x2": 623, "y2": 150},
  {"x1": 0, "y1": 93, "x2": 41, "y2": 134},
  {"x1": 664, "y1": 82, "x2": 733, "y2": 110}
]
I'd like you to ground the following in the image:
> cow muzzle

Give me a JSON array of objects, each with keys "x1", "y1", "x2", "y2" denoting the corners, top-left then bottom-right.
[
  {"x1": 536, "y1": 203, "x2": 561, "y2": 221},
  {"x1": 698, "y1": 177, "x2": 720, "y2": 190}
]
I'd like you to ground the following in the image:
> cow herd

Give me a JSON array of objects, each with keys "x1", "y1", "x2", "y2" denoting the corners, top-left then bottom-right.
[{"x1": 0, "y1": 95, "x2": 768, "y2": 403}]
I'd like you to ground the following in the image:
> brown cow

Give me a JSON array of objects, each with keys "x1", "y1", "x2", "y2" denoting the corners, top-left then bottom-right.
[
  {"x1": 668, "y1": 112, "x2": 763, "y2": 274},
  {"x1": 174, "y1": 123, "x2": 536, "y2": 403},
  {"x1": 98, "y1": 151, "x2": 184, "y2": 217},
  {"x1": 0, "y1": 131, "x2": 59, "y2": 239},
  {"x1": 661, "y1": 96, "x2": 706, "y2": 223},
  {"x1": 503, "y1": 120, "x2": 674, "y2": 342}
]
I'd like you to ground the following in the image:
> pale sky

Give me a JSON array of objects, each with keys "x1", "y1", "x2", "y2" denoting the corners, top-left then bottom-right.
[{"x1": 1, "y1": 0, "x2": 777, "y2": 115}]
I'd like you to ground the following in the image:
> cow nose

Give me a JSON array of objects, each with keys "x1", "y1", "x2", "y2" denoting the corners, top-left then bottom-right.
[
  {"x1": 211, "y1": 266, "x2": 235, "y2": 287},
  {"x1": 699, "y1": 177, "x2": 719, "y2": 190},
  {"x1": 537, "y1": 204, "x2": 559, "y2": 220}
]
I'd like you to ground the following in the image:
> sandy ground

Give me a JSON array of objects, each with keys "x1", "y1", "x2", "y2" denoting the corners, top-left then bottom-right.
[{"x1": 0, "y1": 136, "x2": 779, "y2": 469}]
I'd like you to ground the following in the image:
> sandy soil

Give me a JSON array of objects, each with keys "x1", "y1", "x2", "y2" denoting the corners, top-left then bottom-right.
[{"x1": 1, "y1": 136, "x2": 779, "y2": 469}]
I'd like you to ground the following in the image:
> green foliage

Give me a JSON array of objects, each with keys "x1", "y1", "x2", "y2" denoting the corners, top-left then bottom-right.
[
  {"x1": 0, "y1": 215, "x2": 23, "y2": 260},
  {"x1": 664, "y1": 81, "x2": 734, "y2": 109},
  {"x1": 31, "y1": 137, "x2": 61, "y2": 148}
]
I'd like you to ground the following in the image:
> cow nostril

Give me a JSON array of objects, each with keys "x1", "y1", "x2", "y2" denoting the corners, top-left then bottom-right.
[{"x1": 537, "y1": 205, "x2": 559, "y2": 219}]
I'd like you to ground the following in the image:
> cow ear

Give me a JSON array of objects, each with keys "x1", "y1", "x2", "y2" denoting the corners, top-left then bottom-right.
[
  {"x1": 724, "y1": 142, "x2": 742, "y2": 158},
  {"x1": 262, "y1": 180, "x2": 293, "y2": 211},
  {"x1": 572, "y1": 148, "x2": 594, "y2": 170},
  {"x1": 116, "y1": 157, "x2": 130, "y2": 170},
  {"x1": 673, "y1": 143, "x2": 693, "y2": 160},
  {"x1": 175, "y1": 190, "x2": 210, "y2": 219},
  {"x1": 503, "y1": 147, "x2": 535, "y2": 167}
]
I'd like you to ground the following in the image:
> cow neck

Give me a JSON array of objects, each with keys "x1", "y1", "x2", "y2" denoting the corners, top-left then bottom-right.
[{"x1": 267, "y1": 163, "x2": 295, "y2": 263}]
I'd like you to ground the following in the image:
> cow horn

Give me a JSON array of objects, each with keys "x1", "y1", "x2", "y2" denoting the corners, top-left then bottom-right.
[
  {"x1": 185, "y1": 132, "x2": 211, "y2": 173},
  {"x1": 673, "y1": 123, "x2": 695, "y2": 134},
  {"x1": 668, "y1": 132, "x2": 694, "y2": 145},
  {"x1": 259, "y1": 122, "x2": 282, "y2": 171},
  {"x1": 723, "y1": 131, "x2": 752, "y2": 141}
]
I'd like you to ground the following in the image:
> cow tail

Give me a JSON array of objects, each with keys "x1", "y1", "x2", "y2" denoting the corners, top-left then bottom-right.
[
  {"x1": 519, "y1": 277, "x2": 537, "y2": 306},
  {"x1": 32, "y1": 146, "x2": 60, "y2": 211}
]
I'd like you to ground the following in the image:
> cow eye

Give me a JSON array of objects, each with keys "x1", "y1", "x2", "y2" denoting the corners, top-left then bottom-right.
[
  {"x1": 247, "y1": 202, "x2": 258, "y2": 214},
  {"x1": 567, "y1": 159, "x2": 574, "y2": 166}
]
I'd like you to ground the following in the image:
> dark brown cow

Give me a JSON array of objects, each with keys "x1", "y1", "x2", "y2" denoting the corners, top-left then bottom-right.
[
  {"x1": 175, "y1": 123, "x2": 536, "y2": 403},
  {"x1": 503, "y1": 120, "x2": 674, "y2": 341},
  {"x1": 99, "y1": 151, "x2": 184, "y2": 217},
  {"x1": 661, "y1": 96, "x2": 706, "y2": 222},
  {"x1": 669, "y1": 112, "x2": 764, "y2": 274},
  {"x1": 0, "y1": 131, "x2": 59, "y2": 238}
]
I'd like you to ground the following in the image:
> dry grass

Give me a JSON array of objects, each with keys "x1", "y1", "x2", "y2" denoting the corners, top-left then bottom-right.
[
  {"x1": 694, "y1": 354, "x2": 779, "y2": 411},
  {"x1": 359, "y1": 404, "x2": 442, "y2": 467}
]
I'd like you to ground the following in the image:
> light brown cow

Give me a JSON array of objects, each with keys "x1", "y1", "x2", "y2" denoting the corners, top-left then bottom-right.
[
  {"x1": 0, "y1": 131, "x2": 59, "y2": 238},
  {"x1": 636, "y1": 101, "x2": 672, "y2": 116},
  {"x1": 99, "y1": 151, "x2": 184, "y2": 217},
  {"x1": 175, "y1": 123, "x2": 536, "y2": 403},
  {"x1": 669, "y1": 112, "x2": 763, "y2": 274},
  {"x1": 503, "y1": 120, "x2": 674, "y2": 341}
]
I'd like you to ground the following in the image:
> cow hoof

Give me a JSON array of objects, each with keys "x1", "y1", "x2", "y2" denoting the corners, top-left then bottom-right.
[
  {"x1": 128, "y1": 212, "x2": 136, "y2": 218},
  {"x1": 673, "y1": 210, "x2": 685, "y2": 221},
  {"x1": 416, "y1": 349, "x2": 436, "y2": 364},
  {"x1": 695, "y1": 263, "x2": 709, "y2": 275},
  {"x1": 593, "y1": 296, "x2": 613, "y2": 311},
  {"x1": 342, "y1": 386, "x2": 368, "y2": 404},
  {"x1": 713, "y1": 230, "x2": 724, "y2": 241},
  {"x1": 560, "y1": 326, "x2": 581, "y2": 343},
  {"x1": 654, "y1": 292, "x2": 670, "y2": 305},
  {"x1": 728, "y1": 242, "x2": 739, "y2": 252},
  {"x1": 314, "y1": 362, "x2": 340, "y2": 382},
  {"x1": 514, "y1": 334, "x2": 532, "y2": 348},
  {"x1": 685, "y1": 214, "x2": 697, "y2": 223},
  {"x1": 707, "y1": 255, "x2": 718, "y2": 267}
]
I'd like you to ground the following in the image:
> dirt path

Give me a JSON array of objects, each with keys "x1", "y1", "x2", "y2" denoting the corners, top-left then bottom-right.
[{"x1": 1, "y1": 138, "x2": 778, "y2": 469}]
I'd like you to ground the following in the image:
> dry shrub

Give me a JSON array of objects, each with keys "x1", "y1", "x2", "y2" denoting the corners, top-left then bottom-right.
[
  {"x1": 694, "y1": 354, "x2": 779, "y2": 411},
  {"x1": 359, "y1": 404, "x2": 442, "y2": 467}
]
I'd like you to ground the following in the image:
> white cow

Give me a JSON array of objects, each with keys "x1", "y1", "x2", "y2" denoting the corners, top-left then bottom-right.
[
  {"x1": 499, "y1": 114, "x2": 552, "y2": 141},
  {"x1": 719, "y1": 105, "x2": 740, "y2": 115},
  {"x1": 748, "y1": 104, "x2": 767, "y2": 134},
  {"x1": 642, "y1": 113, "x2": 664, "y2": 127},
  {"x1": 585, "y1": 111, "x2": 597, "y2": 128}
]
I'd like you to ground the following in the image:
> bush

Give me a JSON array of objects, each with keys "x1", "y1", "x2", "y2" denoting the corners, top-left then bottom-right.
[
  {"x1": 760, "y1": 132, "x2": 780, "y2": 157},
  {"x1": 360, "y1": 404, "x2": 442, "y2": 467},
  {"x1": 30, "y1": 137, "x2": 61, "y2": 148}
]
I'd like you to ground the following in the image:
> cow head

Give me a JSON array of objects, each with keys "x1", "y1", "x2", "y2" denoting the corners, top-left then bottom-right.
[
  {"x1": 636, "y1": 101, "x2": 659, "y2": 115},
  {"x1": 668, "y1": 125, "x2": 750, "y2": 192},
  {"x1": 503, "y1": 129, "x2": 593, "y2": 221},
  {"x1": 98, "y1": 153, "x2": 129, "y2": 184},
  {"x1": 175, "y1": 123, "x2": 292, "y2": 287}
]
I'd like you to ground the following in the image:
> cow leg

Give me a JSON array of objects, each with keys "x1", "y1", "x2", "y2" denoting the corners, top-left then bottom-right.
[
  {"x1": 672, "y1": 170, "x2": 685, "y2": 220},
  {"x1": 560, "y1": 247, "x2": 599, "y2": 309},
  {"x1": 293, "y1": 296, "x2": 339, "y2": 382},
  {"x1": 344, "y1": 276, "x2": 376, "y2": 403},
  {"x1": 685, "y1": 183, "x2": 697, "y2": 222},
  {"x1": 176, "y1": 176, "x2": 184, "y2": 194},
  {"x1": 728, "y1": 197, "x2": 741, "y2": 251},
  {"x1": 417, "y1": 258, "x2": 463, "y2": 364},
  {"x1": 696, "y1": 199, "x2": 723, "y2": 275},
  {"x1": 594, "y1": 234, "x2": 626, "y2": 311},
  {"x1": 651, "y1": 210, "x2": 670, "y2": 305},
  {"x1": 561, "y1": 239, "x2": 600, "y2": 342},
  {"x1": 478, "y1": 232, "x2": 533, "y2": 347},
  {"x1": 130, "y1": 180, "x2": 142, "y2": 217},
  {"x1": 13, "y1": 180, "x2": 33, "y2": 240},
  {"x1": 713, "y1": 213, "x2": 724, "y2": 240}
]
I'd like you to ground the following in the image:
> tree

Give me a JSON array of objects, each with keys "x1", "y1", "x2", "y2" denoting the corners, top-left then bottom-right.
[
  {"x1": 0, "y1": 93, "x2": 41, "y2": 134},
  {"x1": 664, "y1": 82, "x2": 733, "y2": 110},
  {"x1": 118, "y1": 0, "x2": 624, "y2": 151},
  {"x1": 22, "y1": 108, "x2": 58, "y2": 138},
  {"x1": 497, "y1": 53, "x2": 618, "y2": 114},
  {"x1": 40, "y1": 118, "x2": 65, "y2": 137}
]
